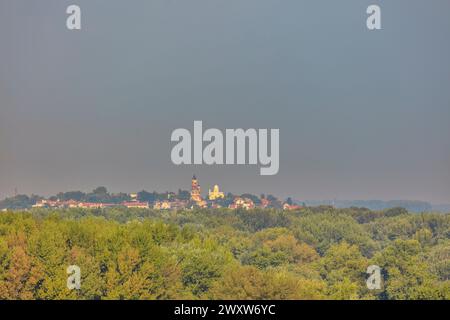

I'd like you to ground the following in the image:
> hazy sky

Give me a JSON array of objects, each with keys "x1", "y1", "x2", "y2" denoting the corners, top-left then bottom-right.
[{"x1": 1, "y1": 0, "x2": 449, "y2": 203}]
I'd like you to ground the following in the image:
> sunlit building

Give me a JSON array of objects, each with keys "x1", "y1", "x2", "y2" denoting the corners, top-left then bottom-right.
[
  {"x1": 208, "y1": 185, "x2": 224, "y2": 200},
  {"x1": 229, "y1": 197, "x2": 255, "y2": 210},
  {"x1": 190, "y1": 175, "x2": 207, "y2": 207},
  {"x1": 122, "y1": 201, "x2": 149, "y2": 209},
  {"x1": 153, "y1": 200, "x2": 171, "y2": 210},
  {"x1": 282, "y1": 203, "x2": 302, "y2": 211}
]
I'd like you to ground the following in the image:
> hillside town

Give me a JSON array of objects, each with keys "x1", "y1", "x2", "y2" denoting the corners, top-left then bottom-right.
[{"x1": 26, "y1": 175, "x2": 302, "y2": 211}]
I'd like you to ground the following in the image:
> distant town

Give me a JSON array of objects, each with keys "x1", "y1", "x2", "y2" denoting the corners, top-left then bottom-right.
[
  {"x1": 1, "y1": 175, "x2": 448, "y2": 213},
  {"x1": 0, "y1": 175, "x2": 303, "y2": 212}
]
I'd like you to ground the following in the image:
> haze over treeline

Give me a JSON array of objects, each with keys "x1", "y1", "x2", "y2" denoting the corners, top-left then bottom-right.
[{"x1": 1, "y1": 186, "x2": 449, "y2": 213}]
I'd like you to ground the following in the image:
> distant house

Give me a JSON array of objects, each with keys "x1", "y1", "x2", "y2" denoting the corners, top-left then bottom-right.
[
  {"x1": 229, "y1": 197, "x2": 255, "y2": 210},
  {"x1": 32, "y1": 199, "x2": 49, "y2": 208},
  {"x1": 78, "y1": 202, "x2": 114, "y2": 209},
  {"x1": 32, "y1": 199, "x2": 78, "y2": 208},
  {"x1": 170, "y1": 200, "x2": 189, "y2": 210},
  {"x1": 32, "y1": 197, "x2": 156, "y2": 210},
  {"x1": 122, "y1": 201, "x2": 149, "y2": 209},
  {"x1": 283, "y1": 203, "x2": 303, "y2": 211},
  {"x1": 153, "y1": 201, "x2": 171, "y2": 210},
  {"x1": 65, "y1": 200, "x2": 79, "y2": 208}
]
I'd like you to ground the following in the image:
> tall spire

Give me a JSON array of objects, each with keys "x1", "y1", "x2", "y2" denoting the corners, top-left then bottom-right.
[{"x1": 190, "y1": 174, "x2": 204, "y2": 205}]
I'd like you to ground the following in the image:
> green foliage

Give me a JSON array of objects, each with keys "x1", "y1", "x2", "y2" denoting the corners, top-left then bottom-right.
[
  {"x1": 209, "y1": 265, "x2": 327, "y2": 300},
  {"x1": 292, "y1": 211, "x2": 377, "y2": 255},
  {"x1": 316, "y1": 242, "x2": 370, "y2": 299},
  {"x1": 0, "y1": 207, "x2": 448, "y2": 300},
  {"x1": 372, "y1": 239, "x2": 449, "y2": 299}
]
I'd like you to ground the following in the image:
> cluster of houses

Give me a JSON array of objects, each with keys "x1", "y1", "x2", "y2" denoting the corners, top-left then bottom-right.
[
  {"x1": 188, "y1": 175, "x2": 302, "y2": 210},
  {"x1": 32, "y1": 194, "x2": 150, "y2": 209},
  {"x1": 31, "y1": 176, "x2": 303, "y2": 211}
]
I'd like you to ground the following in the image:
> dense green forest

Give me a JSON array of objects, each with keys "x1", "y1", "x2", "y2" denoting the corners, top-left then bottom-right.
[{"x1": 0, "y1": 207, "x2": 448, "y2": 300}]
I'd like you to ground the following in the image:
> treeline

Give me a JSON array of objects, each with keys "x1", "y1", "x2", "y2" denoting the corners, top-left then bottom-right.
[
  {"x1": 0, "y1": 207, "x2": 448, "y2": 300},
  {"x1": 305, "y1": 200, "x2": 434, "y2": 213},
  {"x1": 0, "y1": 187, "x2": 133, "y2": 209},
  {"x1": 0, "y1": 187, "x2": 282, "y2": 209}
]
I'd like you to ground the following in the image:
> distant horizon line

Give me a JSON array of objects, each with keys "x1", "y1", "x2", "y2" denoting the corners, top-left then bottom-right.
[{"x1": 1, "y1": 187, "x2": 448, "y2": 206}]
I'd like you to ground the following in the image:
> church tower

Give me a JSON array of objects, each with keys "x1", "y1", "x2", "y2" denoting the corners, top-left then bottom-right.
[{"x1": 190, "y1": 175, "x2": 202, "y2": 203}]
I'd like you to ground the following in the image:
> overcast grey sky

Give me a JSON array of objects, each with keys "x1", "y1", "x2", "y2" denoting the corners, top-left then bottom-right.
[{"x1": 1, "y1": 0, "x2": 449, "y2": 203}]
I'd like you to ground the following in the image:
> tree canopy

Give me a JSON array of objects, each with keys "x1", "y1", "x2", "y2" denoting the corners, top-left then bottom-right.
[{"x1": 0, "y1": 206, "x2": 448, "y2": 300}]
